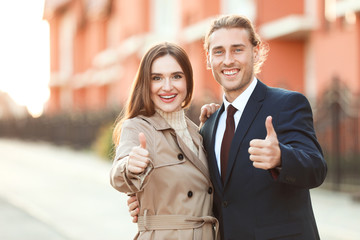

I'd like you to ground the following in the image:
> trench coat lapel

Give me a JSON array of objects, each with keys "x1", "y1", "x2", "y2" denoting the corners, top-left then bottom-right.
[
  {"x1": 223, "y1": 81, "x2": 266, "y2": 186},
  {"x1": 186, "y1": 119, "x2": 210, "y2": 175},
  {"x1": 174, "y1": 131, "x2": 211, "y2": 182},
  {"x1": 141, "y1": 112, "x2": 211, "y2": 182}
]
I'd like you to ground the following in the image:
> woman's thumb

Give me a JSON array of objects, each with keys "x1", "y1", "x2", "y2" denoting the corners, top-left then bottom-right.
[{"x1": 138, "y1": 132, "x2": 147, "y2": 149}]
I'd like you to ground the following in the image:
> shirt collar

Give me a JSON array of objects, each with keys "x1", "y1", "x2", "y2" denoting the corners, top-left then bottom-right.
[{"x1": 223, "y1": 77, "x2": 258, "y2": 112}]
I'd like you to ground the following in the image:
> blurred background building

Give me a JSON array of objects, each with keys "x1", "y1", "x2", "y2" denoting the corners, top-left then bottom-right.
[
  {"x1": 0, "y1": 91, "x2": 27, "y2": 119},
  {"x1": 1, "y1": 0, "x2": 359, "y2": 191}
]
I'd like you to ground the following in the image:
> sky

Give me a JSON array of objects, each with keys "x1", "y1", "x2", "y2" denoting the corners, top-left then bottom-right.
[{"x1": 0, "y1": 0, "x2": 50, "y2": 117}]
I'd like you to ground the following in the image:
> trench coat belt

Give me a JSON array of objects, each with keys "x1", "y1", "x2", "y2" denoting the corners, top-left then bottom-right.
[{"x1": 138, "y1": 210, "x2": 219, "y2": 239}]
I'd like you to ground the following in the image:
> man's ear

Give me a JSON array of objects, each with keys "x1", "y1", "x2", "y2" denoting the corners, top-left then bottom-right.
[
  {"x1": 253, "y1": 45, "x2": 260, "y2": 62},
  {"x1": 206, "y1": 51, "x2": 211, "y2": 69}
]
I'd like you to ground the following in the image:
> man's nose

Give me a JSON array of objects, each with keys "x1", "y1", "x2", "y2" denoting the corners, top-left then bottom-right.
[{"x1": 223, "y1": 52, "x2": 235, "y2": 65}]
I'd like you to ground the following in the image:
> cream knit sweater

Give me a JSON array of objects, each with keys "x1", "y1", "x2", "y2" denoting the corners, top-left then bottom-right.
[{"x1": 156, "y1": 109, "x2": 198, "y2": 156}]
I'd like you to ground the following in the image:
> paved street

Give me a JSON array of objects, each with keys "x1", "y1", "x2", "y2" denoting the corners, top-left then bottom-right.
[
  {"x1": 0, "y1": 138, "x2": 137, "y2": 240},
  {"x1": 312, "y1": 187, "x2": 360, "y2": 240},
  {"x1": 0, "y1": 138, "x2": 359, "y2": 240}
]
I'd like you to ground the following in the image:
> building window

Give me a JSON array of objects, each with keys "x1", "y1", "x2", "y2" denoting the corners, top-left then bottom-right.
[
  {"x1": 325, "y1": 0, "x2": 336, "y2": 22},
  {"x1": 151, "y1": 0, "x2": 180, "y2": 40},
  {"x1": 221, "y1": 0, "x2": 256, "y2": 21},
  {"x1": 59, "y1": 11, "x2": 74, "y2": 78}
]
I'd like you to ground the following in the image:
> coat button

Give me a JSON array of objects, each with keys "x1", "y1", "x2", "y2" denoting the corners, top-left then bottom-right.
[
  {"x1": 208, "y1": 187, "x2": 213, "y2": 194},
  {"x1": 187, "y1": 191, "x2": 193, "y2": 198},
  {"x1": 222, "y1": 201, "x2": 228, "y2": 208},
  {"x1": 177, "y1": 153, "x2": 184, "y2": 160}
]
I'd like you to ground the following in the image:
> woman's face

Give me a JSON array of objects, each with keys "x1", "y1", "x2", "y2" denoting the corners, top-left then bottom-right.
[{"x1": 150, "y1": 54, "x2": 187, "y2": 113}]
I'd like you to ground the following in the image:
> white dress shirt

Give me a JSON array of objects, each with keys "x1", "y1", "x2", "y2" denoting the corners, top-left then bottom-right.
[{"x1": 215, "y1": 77, "x2": 258, "y2": 173}]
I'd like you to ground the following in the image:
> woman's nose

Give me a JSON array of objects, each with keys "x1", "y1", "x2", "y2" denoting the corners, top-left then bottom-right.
[{"x1": 162, "y1": 78, "x2": 173, "y2": 91}]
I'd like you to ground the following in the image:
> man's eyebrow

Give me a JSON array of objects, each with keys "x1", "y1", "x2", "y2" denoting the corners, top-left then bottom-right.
[
  {"x1": 211, "y1": 44, "x2": 246, "y2": 51},
  {"x1": 232, "y1": 44, "x2": 246, "y2": 48},
  {"x1": 211, "y1": 46, "x2": 223, "y2": 51}
]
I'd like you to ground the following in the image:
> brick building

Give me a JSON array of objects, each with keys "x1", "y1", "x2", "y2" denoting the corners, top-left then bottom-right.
[
  {"x1": 42, "y1": 0, "x2": 359, "y2": 111},
  {"x1": 41, "y1": 0, "x2": 360, "y2": 187},
  {"x1": 0, "y1": 91, "x2": 27, "y2": 120}
]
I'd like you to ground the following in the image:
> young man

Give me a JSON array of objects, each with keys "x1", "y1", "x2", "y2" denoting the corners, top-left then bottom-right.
[
  {"x1": 200, "y1": 15, "x2": 327, "y2": 239},
  {"x1": 127, "y1": 15, "x2": 327, "y2": 239}
]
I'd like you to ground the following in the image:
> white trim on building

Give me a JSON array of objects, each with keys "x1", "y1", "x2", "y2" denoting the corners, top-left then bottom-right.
[
  {"x1": 259, "y1": 15, "x2": 317, "y2": 40},
  {"x1": 336, "y1": 0, "x2": 360, "y2": 17}
]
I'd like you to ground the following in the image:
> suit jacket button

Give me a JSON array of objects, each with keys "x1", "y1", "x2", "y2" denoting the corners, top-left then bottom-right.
[
  {"x1": 208, "y1": 187, "x2": 213, "y2": 194},
  {"x1": 187, "y1": 191, "x2": 193, "y2": 198},
  {"x1": 223, "y1": 201, "x2": 228, "y2": 208},
  {"x1": 177, "y1": 153, "x2": 184, "y2": 160}
]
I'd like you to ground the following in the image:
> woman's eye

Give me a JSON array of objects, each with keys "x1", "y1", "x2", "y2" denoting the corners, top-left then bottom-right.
[
  {"x1": 152, "y1": 76, "x2": 161, "y2": 81},
  {"x1": 173, "y1": 74, "x2": 183, "y2": 79}
]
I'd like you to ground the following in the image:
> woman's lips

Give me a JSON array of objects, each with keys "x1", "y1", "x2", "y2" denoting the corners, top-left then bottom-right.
[{"x1": 159, "y1": 94, "x2": 177, "y2": 103}]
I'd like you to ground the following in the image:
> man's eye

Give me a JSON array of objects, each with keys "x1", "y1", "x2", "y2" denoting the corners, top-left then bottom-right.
[
  {"x1": 214, "y1": 50, "x2": 223, "y2": 55},
  {"x1": 234, "y1": 48, "x2": 243, "y2": 53}
]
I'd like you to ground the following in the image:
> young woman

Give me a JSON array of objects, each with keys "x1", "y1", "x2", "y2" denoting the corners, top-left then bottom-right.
[{"x1": 110, "y1": 42, "x2": 219, "y2": 240}]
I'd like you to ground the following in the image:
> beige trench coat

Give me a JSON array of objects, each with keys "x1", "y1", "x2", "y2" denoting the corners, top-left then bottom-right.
[{"x1": 110, "y1": 112, "x2": 219, "y2": 240}]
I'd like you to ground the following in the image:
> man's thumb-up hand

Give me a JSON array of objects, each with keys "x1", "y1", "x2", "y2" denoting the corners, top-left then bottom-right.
[
  {"x1": 128, "y1": 132, "x2": 150, "y2": 174},
  {"x1": 248, "y1": 116, "x2": 281, "y2": 170}
]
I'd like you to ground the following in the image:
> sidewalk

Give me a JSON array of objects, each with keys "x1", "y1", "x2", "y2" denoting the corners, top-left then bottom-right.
[
  {"x1": 311, "y1": 188, "x2": 360, "y2": 240},
  {"x1": 0, "y1": 138, "x2": 137, "y2": 240},
  {"x1": 0, "y1": 196, "x2": 69, "y2": 240},
  {"x1": 0, "y1": 138, "x2": 359, "y2": 239}
]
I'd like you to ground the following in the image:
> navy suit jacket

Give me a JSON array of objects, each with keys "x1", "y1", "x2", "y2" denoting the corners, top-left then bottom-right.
[{"x1": 200, "y1": 80, "x2": 327, "y2": 240}]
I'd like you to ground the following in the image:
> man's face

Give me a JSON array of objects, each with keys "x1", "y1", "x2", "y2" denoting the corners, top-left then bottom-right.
[{"x1": 207, "y1": 28, "x2": 259, "y2": 102}]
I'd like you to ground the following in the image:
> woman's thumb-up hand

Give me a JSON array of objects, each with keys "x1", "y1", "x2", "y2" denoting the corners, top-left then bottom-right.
[{"x1": 128, "y1": 132, "x2": 150, "y2": 174}]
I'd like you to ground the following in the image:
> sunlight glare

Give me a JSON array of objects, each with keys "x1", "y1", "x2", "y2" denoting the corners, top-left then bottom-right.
[{"x1": 0, "y1": 0, "x2": 50, "y2": 118}]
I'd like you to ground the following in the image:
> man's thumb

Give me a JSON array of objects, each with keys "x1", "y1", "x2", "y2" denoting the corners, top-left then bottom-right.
[
  {"x1": 265, "y1": 116, "x2": 276, "y2": 138},
  {"x1": 139, "y1": 132, "x2": 147, "y2": 149}
]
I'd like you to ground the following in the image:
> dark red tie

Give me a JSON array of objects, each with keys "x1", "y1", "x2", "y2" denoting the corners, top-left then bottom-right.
[{"x1": 220, "y1": 104, "x2": 237, "y2": 183}]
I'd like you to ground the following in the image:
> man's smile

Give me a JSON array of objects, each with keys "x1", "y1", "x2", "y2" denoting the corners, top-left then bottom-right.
[{"x1": 222, "y1": 68, "x2": 239, "y2": 76}]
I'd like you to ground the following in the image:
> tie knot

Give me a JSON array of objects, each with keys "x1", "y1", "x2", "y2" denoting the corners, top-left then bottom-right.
[{"x1": 227, "y1": 104, "x2": 237, "y2": 117}]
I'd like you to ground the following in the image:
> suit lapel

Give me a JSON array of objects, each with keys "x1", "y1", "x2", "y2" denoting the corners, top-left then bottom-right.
[
  {"x1": 224, "y1": 81, "x2": 267, "y2": 186},
  {"x1": 206, "y1": 105, "x2": 225, "y2": 191}
]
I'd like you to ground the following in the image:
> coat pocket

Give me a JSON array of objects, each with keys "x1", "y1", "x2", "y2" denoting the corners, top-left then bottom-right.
[{"x1": 255, "y1": 221, "x2": 303, "y2": 240}]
